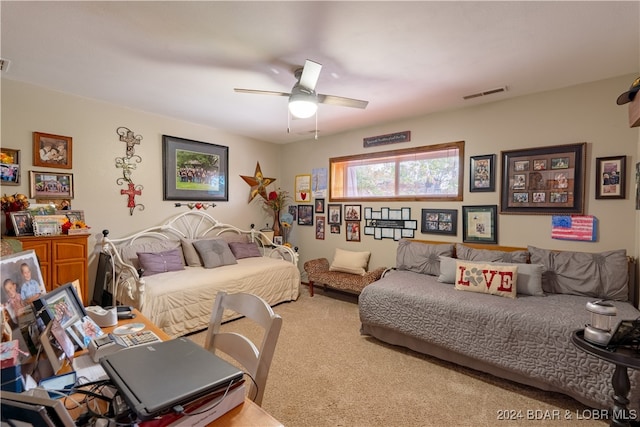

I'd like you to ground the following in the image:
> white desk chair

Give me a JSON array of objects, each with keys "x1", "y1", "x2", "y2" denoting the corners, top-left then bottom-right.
[{"x1": 204, "y1": 291, "x2": 283, "y2": 406}]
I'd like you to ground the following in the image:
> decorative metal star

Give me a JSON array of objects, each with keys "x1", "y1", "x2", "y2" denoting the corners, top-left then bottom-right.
[{"x1": 240, "y1": 162, "x2": 276, "y2": 202}]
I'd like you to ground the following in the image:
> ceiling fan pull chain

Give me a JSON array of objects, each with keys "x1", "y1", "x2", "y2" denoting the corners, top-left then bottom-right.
[{"x1": 287, "y1": 111, "x2": 291, "y2": 134}]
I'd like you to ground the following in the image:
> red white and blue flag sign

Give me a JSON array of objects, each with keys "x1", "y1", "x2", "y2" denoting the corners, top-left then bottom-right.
[{"x1": 551, "y1": 215, "x2": 597, "y2": 242}]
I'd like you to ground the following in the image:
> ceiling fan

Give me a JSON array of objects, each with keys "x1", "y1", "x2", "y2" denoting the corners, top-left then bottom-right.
[{"x1": 234, "y1": 59, "x2": 369, "y2": 120}]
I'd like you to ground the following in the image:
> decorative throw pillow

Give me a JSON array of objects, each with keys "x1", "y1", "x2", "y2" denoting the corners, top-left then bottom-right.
[
  {"x1": 439, "y1": 256, "x2": 544, "y2": 296},
  {"x1": 528, "y1": 246, "x2": 628, "y2": 301},
  {"x1": 329, "y1": 248, "x2": 371, "y2": 276},
  {"x1": 192, "y1": 239, "x2": 238, "y2": 269},
  {"x1": 121, "y1": 240, "x2": 183, "y2": 270},
  {"x1": 455, "y1": 243, "x2": 528, "y2": 264},
  {"x1": 228, "y1": 242, "x2": 262, "y2": 259},
  {"x1": 454, "y1": 260, "x2": 518, "y2": 298},
  {"x1": 396, "y1": 239, "x2": 454, "y2": 276},
  {"x1": 137, "y1": 249, "x2": 185, "y2": 276}
]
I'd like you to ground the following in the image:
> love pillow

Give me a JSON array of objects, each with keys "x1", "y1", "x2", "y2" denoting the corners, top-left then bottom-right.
[{"x1": 454, "y1": 260, "x2": 518, "y2": 299}]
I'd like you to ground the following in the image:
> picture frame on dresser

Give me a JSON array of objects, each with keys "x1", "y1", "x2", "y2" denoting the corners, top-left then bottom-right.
[
  {"x1": 462, "y1": 205, "x2": 497, "y2": 244},
  {"x1": 33, "y1": 132, "x2": 72, "y2": 169},
  {"x1": 10, "y1": 211, "x2": 33, "y2": 237},
  {"x1": 162, "y1": 135, "x2": 229, "y2": 202},
  {"x1": 595, "y1": 155, "x2": 626, "y2": 199},
  {"x1": 1, "y1": 148, "x2": 21, "y2": 185},
  {"x1": 500, "y1": 143, "x2": 586, "y2": 215}
]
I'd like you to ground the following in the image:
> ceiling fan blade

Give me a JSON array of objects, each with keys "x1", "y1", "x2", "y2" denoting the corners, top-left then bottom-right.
[
  {"x1": 234, "y1": 88, "x2": 290, "y2": 97},
  {"x1": 318, "y1": 94, "x2": 369, "y2": 109},
  {"x1": 298, "y1": 60, "x2": 322, "y2": 91}
]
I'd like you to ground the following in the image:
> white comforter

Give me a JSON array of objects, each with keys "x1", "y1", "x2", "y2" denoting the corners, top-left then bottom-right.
[{"x1": 120, "y1": 257, "x2": 300, "y2": 337}]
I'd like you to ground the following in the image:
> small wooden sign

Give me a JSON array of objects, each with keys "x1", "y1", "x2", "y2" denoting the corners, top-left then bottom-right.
[{"x1": 363, "y1": 131, "x2": 411, "y2": 148}]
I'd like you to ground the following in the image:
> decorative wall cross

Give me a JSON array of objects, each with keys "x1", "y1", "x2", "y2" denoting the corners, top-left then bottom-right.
[{"x1": 115, "y1": 126, "x2": 144, "y2": 215}]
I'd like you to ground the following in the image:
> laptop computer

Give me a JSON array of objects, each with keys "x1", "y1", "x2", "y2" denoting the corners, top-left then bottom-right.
[{"x1": 100, "y1": 337, "x2": 244, "y2": 421}]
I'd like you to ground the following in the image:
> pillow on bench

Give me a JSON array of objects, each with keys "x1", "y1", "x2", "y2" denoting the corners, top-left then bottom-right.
[{"x1": 329, "y1": 248, "x2": 371, "y2": 276}]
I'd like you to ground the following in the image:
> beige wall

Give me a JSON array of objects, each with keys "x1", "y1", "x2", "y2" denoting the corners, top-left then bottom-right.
[
  {"x1": 1, "y1": 75, "x2": 638, "y2": 290},
  {"x1": 280, "y1": 74, "x2": 640, "y2": 274},
  {"x1": 1, "y1": 79, "x2": 282, "y2": 290}
]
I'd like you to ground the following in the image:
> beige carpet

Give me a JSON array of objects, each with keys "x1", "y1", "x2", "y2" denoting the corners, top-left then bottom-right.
[{"x1": 188, "y1": 286, "x2": 606, "y2": 427}]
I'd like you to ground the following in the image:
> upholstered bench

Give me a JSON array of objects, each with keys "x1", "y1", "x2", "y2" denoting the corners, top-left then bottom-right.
[{"x1": 303, "y1": 250, "x2": 386, "y2": 296}]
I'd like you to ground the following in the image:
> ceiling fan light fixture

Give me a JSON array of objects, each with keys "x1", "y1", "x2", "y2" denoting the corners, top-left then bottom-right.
[{"x1": 288, "y1": 86, "x2": 318, "y2": 118}]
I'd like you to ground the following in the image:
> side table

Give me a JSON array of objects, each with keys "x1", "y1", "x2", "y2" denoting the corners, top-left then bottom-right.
[{"x1": 571, "y1": 329, "x2": 640, "y2": 427}]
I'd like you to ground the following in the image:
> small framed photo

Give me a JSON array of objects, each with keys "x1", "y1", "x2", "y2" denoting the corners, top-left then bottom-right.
[
  {"x1": 462, "y1": 205, "x2": 498, "y2": 244},
  {"x1": 344, "y1": 204, "x2": 361, "y2": 221},
  {"x1": 30, "y1": 171, "x2": 74, "y2": 199},
  {"x1": 273, "y1": 236, "x2": 283, "y2": 245},
  {"x1": 327, "y1": 204, "x2": 342, "y2": 224},
  {"x1": 33, "y1": 132, "x2": 72, "y2": 169},
  {"x1": 10, "y1": 211, "x2": 33, "y2": 237},
  {"x1": 346, "y1": 221, "x2": 361, "y2": 242},
  {"x1": 1, "y1": 148, "x2": 21, "y2": 185},
  {"x1": 297, "y1": 205, "x2": 313, "y2": 225},
  {"x1": 40, "y1": 282, "x2": 86, "y2": 330},
  {"x1": 315, "y1": 216, "x2": 325, "y2": 240},
  {"x1": 314, "y1": 198, "x2": 325, "y2": 213},
  {"x1": 58, "y1": 210, "x2": 84, "y2": 223},
  {"x1": 33, "y1": 219, "x2": 62, "y2": 236},
  {"x1": 469, "y1": 154, "x2": 495, "y2": 192},
  {"x1": 421, "y1": 209, "x2": 457, "y2": 236},
  {"x1": 595, "y1": 155, "x2": 626, "y2": 199},
  {"x1": 330, "y1": 224, "x2": 341, "y2": 234}
]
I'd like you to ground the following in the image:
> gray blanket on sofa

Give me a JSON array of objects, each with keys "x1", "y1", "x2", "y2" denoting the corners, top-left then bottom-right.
[{"x1": 359, "y1": 270, "x2": 640, "y2": 411}]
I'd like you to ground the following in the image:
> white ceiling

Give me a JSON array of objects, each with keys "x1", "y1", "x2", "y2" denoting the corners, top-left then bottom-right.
[{"x1": 2, "y1": 1, "x2": 639, "y2": 144}]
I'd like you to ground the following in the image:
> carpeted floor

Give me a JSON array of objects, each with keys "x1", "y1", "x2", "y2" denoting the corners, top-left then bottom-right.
[{"x1": 188, "y1": 286, "x2": 607, "y2": 426}]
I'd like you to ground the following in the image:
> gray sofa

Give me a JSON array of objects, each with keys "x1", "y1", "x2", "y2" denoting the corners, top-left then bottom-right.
[{"x1": 359, "y1": 239, "x2": 640, "y2": 412}]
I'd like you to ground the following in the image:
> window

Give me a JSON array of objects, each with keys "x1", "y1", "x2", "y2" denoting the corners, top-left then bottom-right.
[{"x1": 330, "y1": 141, "x2": 464, "y2": 202}]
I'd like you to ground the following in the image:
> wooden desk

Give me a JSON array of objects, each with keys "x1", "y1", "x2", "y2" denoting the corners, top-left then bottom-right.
[{"x1": 69, "y1": 310, "x2": 282, "y2": 426}]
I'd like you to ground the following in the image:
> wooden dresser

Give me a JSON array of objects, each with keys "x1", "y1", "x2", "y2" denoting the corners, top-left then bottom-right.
[{"x1": 15, "y1": 234, "x2": 89, "y2": 304}]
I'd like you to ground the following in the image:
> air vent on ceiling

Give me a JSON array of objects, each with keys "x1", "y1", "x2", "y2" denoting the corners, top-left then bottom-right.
[
  {"x1": 0, "y1": 58, "x2": 11, "y2": 72},
  {"x1": 463, "y1": 86, "x2": 508, "y2": 100}
]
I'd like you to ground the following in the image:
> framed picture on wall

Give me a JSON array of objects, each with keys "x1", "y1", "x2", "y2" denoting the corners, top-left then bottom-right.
[
  {"x1": 162, "y1": 135, "x2": 229, "y2": 201},
  {"x1": 420, "y1": 209, "x2": 457, "y2": 236},
  {"x1": 33, "y1": 132, "x2": 72, "y2": 169},
  {"x1": 29, "y1": 171, "x2": 74, "y2": 199},
  {"x1": 1, "y1": 148, "x2": 21, "y2": 185},
  {"x1": 327, "y1": 204, "x2": 342, "y2": 224},
  {"x1": 469, "y1": 154, "x2": 495, "y2": 192},
  {"x1": 462, "y1": 205, "x2": 497, "y2": 244},
  {"x1": 595, "y1": 155, "x2": 626, "y2": 199},
  {"x1": 315, "y1": 216, "x2": 325, "y2": 240},
  {"x1": 297, "y1": 205, "x2": 313, "y2": 225},
  {"x1": 500, "y1": 143, "x2": 586, "y2": 215}
]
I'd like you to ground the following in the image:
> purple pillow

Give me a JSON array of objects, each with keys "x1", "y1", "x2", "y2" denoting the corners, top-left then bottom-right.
[
  {"x1": 137, "y1": 249, "x2": 185, "y2": 276},
  {"x1": 228, "y1": 242, "x2": 262, "y2": 259}
]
